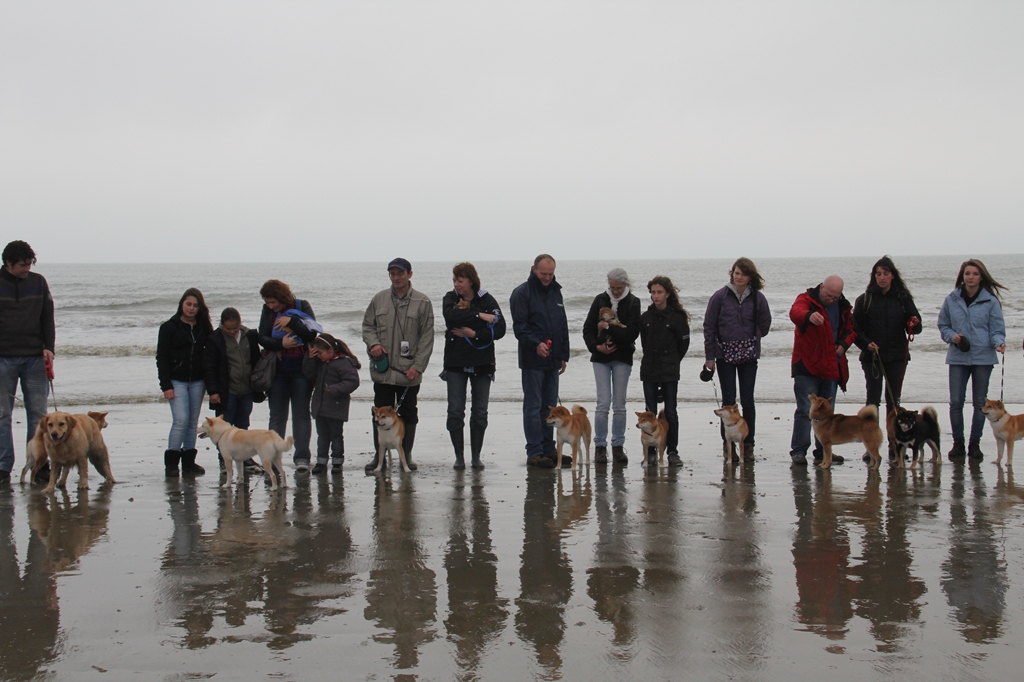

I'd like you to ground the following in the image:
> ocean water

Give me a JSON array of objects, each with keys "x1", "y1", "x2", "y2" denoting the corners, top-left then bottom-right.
[{"x1": 40, "y1": 255, "x2": 1024, "y2": 407}]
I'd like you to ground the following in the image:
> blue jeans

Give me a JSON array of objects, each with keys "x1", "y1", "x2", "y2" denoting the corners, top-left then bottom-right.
[
  {"x1": 948, "y1": 364, "x2": 993, "y2": 443},
  {"x1": 521, "y1": 369, "x2": 559, "y2": 458},
  {"x1": 643, "y1": 380, "x2": 679, "y2": 453},
  {"x1": 717, "y1": 360, "x2": 758, "y2": 444},
  {"x1": 217, "y1": 393, "x2": 254, "y2": 430},
  {"x1": 0, "y1": 356, "x2": 49, "y2": 473},
  {"x1": 168, "y1": 379, "x2": 205, "y2": 451},
  {"x1": 593, "y1": 361, "x2": 632, "y2": 447},
  {"x1": 315, "y1": 416, "x2": 345, "y2": 464},
  {"x1": 268, "y1": 367, "x2": 313, "y2": 464},
  {"x1": 446, "y1": 370, "x2": 491, "y2": 436},
  {"x1": 790, "y1": 375, "x2": 837, "y2": 457}
]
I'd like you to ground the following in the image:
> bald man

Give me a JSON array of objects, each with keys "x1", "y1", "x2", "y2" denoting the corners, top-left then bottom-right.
[{"x1": 788, "y1": 275, "x2": 857, "y2": 466}]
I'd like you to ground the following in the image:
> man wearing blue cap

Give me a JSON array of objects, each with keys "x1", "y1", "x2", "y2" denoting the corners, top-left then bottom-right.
[{"x1": 361, "y1": 258, "x2": 434, "y2": 471}]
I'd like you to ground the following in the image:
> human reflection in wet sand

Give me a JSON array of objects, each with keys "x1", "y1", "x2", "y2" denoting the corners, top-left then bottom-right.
[
  {"x1": 587, "y1": 467, "x2": 639, "y2": 655},
  {"x1": 941, "y1": 461, "x2": 1007, "y2": 643},
  {"x1": 0, "y1": 487, "x2": 110, "y2": 679},
  {"x1": 791, "y1": 469, "x2": 857, "y2": 645},
  {"x1": 516, "y1": 469, "x2": 573, "y2": 679},
  {"x1": 636, "y1": 465, "x2": 683, "y2": 658},
  {"x1": 710, "y1": 463, "x2": 772, "y2": 672},
  {"x1": 364, "y1": 474, "x2": 437, "y2": 669},
  {"x1": 160, "y1": 479, "x2": 355, "y2": 650},
  {"x1": 849, "y1": 473, "x2": 926, "y2": 650},
  {"x1": 444, "y1": 472, "x2": 508, "y2": 678}
]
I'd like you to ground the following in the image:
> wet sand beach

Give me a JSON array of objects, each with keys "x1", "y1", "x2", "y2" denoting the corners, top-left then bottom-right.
[{"x1": 3, "y1": 399, "x2": 1024, "y2": 681}]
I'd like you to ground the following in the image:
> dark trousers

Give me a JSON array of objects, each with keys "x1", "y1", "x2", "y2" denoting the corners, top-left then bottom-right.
[
  {"x1": 215, "y1": 393, "x2": 254, "y2": 429},
  {"x1": 643, "y1": 380, "x2": 679, "y2": 453},
  {"x1": 373, "y1": 382, "x2": 419, "y2": 423},
  {"x1": 268, "y1": 367, "x2": 313, "y2": 463},
  {"x1": 862, "y1": 357, "x2": 906, "y2": 417},
  {"x1": 717, "y1": 360, "x2": 758, "y2": 444},
  {"x1": 314, "y1": 416, "x2": 346, "y2": 464}
]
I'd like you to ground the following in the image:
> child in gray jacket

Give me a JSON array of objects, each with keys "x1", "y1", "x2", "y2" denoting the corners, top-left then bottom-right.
[{"x1": 302, "y1": 333, "x2": 361, "y2": 474}]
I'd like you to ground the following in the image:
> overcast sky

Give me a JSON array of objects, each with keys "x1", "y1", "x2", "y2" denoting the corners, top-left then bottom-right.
[{"x1": 2, "y1": 1, "x2": 1021, "y2": 263}]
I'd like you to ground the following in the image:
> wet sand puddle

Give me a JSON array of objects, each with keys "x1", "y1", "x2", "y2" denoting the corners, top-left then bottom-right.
[{"x1": 3, "y1": 406, "x2": 1024, "y2": 681}]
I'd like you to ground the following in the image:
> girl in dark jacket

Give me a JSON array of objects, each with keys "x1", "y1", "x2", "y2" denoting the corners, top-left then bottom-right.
[
  {"x1": 853, "y1": 256, "x2": 922, "y2": 457},
  {"x1": 258, "y1": 279, "x2": 319, "y2": 471},
  {"x1": 639, "y1": 276, "x2": 691, "y2": 467},
  {"x1": 702, "y1": 258, "x2": 772, "y2": 462},
  {"x1": 156, "y1": 288, "x2": 213, "y2": 477},
  {"x1": 442, "y1": 262, "x2": 506, "y2": 469},
  {"x1": 302, "y1": 333, "x2": 361, "y2": 474},
  {"x1": 582, "y1": 267, "x2": 641, "y2": 464}
]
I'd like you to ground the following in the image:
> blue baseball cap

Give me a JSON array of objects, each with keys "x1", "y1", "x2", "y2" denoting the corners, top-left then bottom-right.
[{"x1": 387, "y1": 258, "x2": 412, "y2": 272}]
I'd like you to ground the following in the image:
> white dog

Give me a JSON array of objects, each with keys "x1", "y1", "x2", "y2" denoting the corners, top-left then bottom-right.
[{"x1": 198, "y1": 416, "x2": 292, "y2": 490}]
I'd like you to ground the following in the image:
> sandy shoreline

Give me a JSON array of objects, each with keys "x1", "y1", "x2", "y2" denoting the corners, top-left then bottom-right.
[{"x1": 2, "y1": 399, "x2": 1023, "y2": 680}]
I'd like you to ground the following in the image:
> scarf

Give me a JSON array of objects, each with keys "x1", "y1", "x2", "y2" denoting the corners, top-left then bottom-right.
[{"x1": 607, "y1": 286, "x2": 630, "y2": 314}]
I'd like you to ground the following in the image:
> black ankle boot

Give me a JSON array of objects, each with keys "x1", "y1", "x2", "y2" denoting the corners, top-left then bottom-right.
[
  {"x1": 402, "y1": 422, "x2": 419, "y2": 471},
  {"x1": 165, "y1": 449, "x2": 181, "y2": 477},
  {"x1": 470, "y1": 425, "x2": 485, "y2": 469},
  {"x1": 180, "y1": 449, "x2": 205, "y2": 476},
  {"x1": 451, "y1": 429, "x2": 466, "y2": 470},
  {"x1": 948, "y1": 439, "x2": 966, "y2": 461}
]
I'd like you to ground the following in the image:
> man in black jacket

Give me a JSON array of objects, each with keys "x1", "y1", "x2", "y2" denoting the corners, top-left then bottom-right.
[{"x1": 0, "y1": 241, "x2": 54, "y2": 484}]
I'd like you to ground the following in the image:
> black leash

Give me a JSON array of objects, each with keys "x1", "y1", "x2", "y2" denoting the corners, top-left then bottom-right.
[{"x1": 871, "y1": 349, "x2": 899, "y2": 408}]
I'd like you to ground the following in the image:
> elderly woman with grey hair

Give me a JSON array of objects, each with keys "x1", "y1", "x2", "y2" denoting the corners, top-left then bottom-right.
[{"x1": 582, "y1": 267, "x2": 641, "y2": 463}]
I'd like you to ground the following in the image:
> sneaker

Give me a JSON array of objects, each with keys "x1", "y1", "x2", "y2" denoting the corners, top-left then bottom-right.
[
  {"x1": 791, "y1": 454, "x2": 808, "y2": 466},
  {"x1": 311, "y1": 462, "x2": 327, "y2": 475},
  {"x1": 331, "y1": 461, "x2": 344, "y2": 474},
  {"x1": 295, "y1": 461, "x2": 311, "y2": 473},
  {"x1": 527, "y1": 455, "x2": 556, "y2": 469},
  {"x1": 667, "y1": 452, "x2": 683, "y2": 467},
  {"x1": 948, "y1": 440, "x2": 966, "y2": 461},
  {"x1": 594, "y1": 446, "x2": 608, "y2": 464},
  {"x1": 243, "y1": 458, "x2": 263, "y2": 474},
  {"x1": 968, "y1": 441, "x2": 984, "y2": 460},
  {"x1": 612, "y1": 446, "x2": 628, "y2": 464}
]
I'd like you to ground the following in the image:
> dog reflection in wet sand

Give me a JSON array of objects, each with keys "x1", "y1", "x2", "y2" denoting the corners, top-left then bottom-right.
[
  {"x1": 546, "y1": 405, "x2": 592, "y2": 471},
  {"x1": 808, "y1": 395, "x2": 884, "y2": 470},
  {"x1": 372, "y1": 406, "x2": 411, "y2": 473},
  {"x1": 27, "y1": 488, "x2": 111, "y2": 573},
  {"x1": 714, "y1": 404, "x2": 750, "y2": 467}
]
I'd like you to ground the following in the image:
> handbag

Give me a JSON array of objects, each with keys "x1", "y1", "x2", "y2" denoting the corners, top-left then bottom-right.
[{"x1": 251, "y1": 351, "x2": 278, "y2": 393}]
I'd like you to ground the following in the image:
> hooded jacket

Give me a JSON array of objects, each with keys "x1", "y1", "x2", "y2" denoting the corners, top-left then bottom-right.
[
  {"x1": 582, "y1": 291, "x2": 641, "y2": 365},
  {"x1": 442, "y1": 289, "x2": 506, "y2": 370},
  {"x1": 852, "y1": 286, "x2": 922, "y2": 364},
  {"x1": 509, "y1": 271, "x2": 570, "y2": 371},
  {"x1": 702, "y1": 284, "x2": 772, "y2": 363},
  {"x1": 302, "y1": 354, "x2": 361, "y2": 421},
  {"x1": 789, "y1": 285, "x2": 856, "y2": 390},
  {"x1": 937, "y1": 287, "x2": 1005, "y2": 366},
  {"x1": 638, "y1": 304, "x2": 690, "y2": 382}
]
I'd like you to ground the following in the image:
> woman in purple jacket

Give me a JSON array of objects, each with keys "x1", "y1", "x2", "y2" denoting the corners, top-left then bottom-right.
[{"x1": 702, "y1": 258, "x2": 772, "y2": 462}]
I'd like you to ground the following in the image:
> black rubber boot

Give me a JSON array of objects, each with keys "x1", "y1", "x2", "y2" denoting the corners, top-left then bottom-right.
[
  {"x1": 165, "y1": 449, "x2": 181, "y2": 478},
  {"x1": 402, "y1": 422, "x2": 419, "y2": 471},
  {"x1": 365, "y1": 425, "x2": 384, "y2": 471},
  {"x1": 451, "y1": 429, "x2": 466, "y2": 470},
  {"x1": 742, "y1": 441, "x2": 755, "y2": 463},
  {"x1": 646, "y1": 446, "x2": 658, "y2": 467},
  {"x1": 470, "y1": 425, "x2": 485, "y2": 469},
  {"x1": 180, "y1": 449, "x2": 205, "y2": 476}
]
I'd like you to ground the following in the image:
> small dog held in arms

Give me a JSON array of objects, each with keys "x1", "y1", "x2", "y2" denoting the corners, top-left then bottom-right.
[
  {"x1": 371, "y1": 405, "x2": 410, "y2": 473},
  {"x1": 595, "y1": 307, "x2": 626, "y2": 346},
  {"x1": 23, "y1": 411, "x2": 112, "y2": 485},
  {"x1": 38, "y1": 411, "x2": 115, "y2": 494},
  {"x1": 198, "y1": 416, "x2": 292, "y2": 490},
  {"x1": 546, "y1": 404, "x2": 592, "y2": 470},
  {"x1": 808, "y1": 394, "x2": 884, "y2": 470},
  {"x1": 982, "y1": 399, "x2": 1024, "y2": 466},
  {"x1": 888, "y1": 405, "x2": 941, "y2": 469},
  {"x1": 714, "y1": 404, "x2": 750, "y2": 466},
  {"x1": 635, "y1": 410, "x2": 669, "y2": 467}
]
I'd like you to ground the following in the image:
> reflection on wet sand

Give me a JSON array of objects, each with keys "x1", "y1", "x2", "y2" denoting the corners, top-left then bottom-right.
[
  {"x1": 516, "y1": 469, "x2": 573, "y2": 679},
  {"x1": 0, "y1": 487, "x2": 111, "y2": 680},
  {"x1": 942, "y1": 462, "x2": 1007, "y2": 643},
  {"x1": 364, "y1": 474, "x2": 437, "y2": 669},
  {"x1": 160, "y1": 478, "x2": 355, "y2": 650},
  {"x1": 444, "y1": 472, "x2": 508, "y2": 679}
]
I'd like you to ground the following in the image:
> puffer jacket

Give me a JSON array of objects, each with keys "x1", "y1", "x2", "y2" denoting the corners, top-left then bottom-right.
[
  {"x1": 442, "y1": 289, "x2": 506, "y2": 370},
  {"x1": 302, "y1": 354, "x2": 361, "y2": 421},
  {"x1": 156, "y1": 316, "x2": 210, "y2": 391},
  {"x1": 509, "y1": 271, "x2": 570, "y2": 371},
  {"x1": 789, "y1": 286, "x2": 856, "y2": 391},
  {"x1": 702, "y1": 284, "x2": 772, "y2": 362},
  {"x1": 937, "y1": 287, "x2": 1005, "y2": 366},
  {"x1": 853, "y1": 286, "x2": 922, "y2": 364},
  {"x1": 361, "y1": 287, "x2": 434, "y2": 386},
  {"x1": 639, "y1": 305, "x2": 690, "y2": 382},
  {"x1": 582, "y1": 291, "x2": 641, "y2": 365}
]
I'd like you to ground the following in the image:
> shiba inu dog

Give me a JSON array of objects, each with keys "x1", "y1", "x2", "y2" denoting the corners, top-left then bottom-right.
[
  {"x1": 889, "y1": 405, "x2": 941, "y2": 469},
  {"x1": 808, "y1": 395, "x2": 884, "y2": 470},
  {"x1": 982, "y1": 399, "x2": 1024, "y2": 466},
  {"x1": 198, "y1": 416, "x2": 292, "y2": 490},
  {"x1": 371, "y1": 405, "x2": 410, "y2": 473},
  {"x1": 714, "y1": 404, "x2": 750, "y2": 466},
  {"x1": 546, "y1": 404, "x2": 592, "y2": 471},
  {"x1": 635, "y1": 410, "x2": 669, "y2": 467}
]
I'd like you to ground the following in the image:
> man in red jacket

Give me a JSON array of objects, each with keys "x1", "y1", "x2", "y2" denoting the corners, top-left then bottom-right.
[{"x1": 789, "y1": 275, "x2": 856, "y2": 466}]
